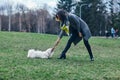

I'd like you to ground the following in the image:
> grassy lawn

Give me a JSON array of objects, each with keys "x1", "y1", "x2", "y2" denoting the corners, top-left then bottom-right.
[{"x1": 0, "y1": 31, "x2": 120, "y2": 80}]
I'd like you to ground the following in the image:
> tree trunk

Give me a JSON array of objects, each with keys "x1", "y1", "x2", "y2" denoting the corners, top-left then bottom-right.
[
  {"x1": 0, "y1": 16, "x2": 1, "y2": 31},
  {"x1": 28, "y1": 23, "x2": 31, "y2": 32},
  {"x1": 19, "y1": 13, "x2": 22, "y2": 32},
  {"x1": 37, "y1": 18, "x2": 40, "y2": 33},
  {"x1": 8, "y1": 15, "x2": 11, "y2": 32}
]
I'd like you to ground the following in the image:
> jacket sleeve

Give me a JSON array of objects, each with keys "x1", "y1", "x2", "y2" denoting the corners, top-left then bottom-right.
[
  {"x1": 58, "y1": 19, "x2": 70, "y2": 38},
  {"x1": 58, "y1": 30, "x2": 64, "y2": 39}
]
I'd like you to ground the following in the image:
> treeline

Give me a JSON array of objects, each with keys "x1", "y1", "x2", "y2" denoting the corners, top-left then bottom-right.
[
  {"x1": 0, "y1": 3, "x2": 60, "y2": 34},
  {"x1": 0, "y1": 0, "x2": 120, "y2": 36}
]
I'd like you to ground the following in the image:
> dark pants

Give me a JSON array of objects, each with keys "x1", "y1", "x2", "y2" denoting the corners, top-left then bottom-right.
[{"x1": 61, "y1": 33, "x2": 94, "y2": 59}]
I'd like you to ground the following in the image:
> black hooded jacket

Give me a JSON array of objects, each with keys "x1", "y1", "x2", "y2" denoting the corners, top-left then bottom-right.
[{"x1": 59, "y1": 13, "x2": 91, "y2": 45}]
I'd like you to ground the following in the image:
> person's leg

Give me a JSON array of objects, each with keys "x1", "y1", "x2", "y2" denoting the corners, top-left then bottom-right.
[
  {"x1": 58, "y1": 34, "x2": 77, "y2": 59},
  {"x1": 83, "y1": 39, "x2": 94, "y2": 61},
  {"x1": 111, "y1": 33, "x2": 113, "y2": 38}
]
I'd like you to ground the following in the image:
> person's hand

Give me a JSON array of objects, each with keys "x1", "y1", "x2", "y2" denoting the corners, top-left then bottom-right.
[
  {"x1": 79, "y1": 32, "x2": 82, "y2": 37},
  {"x1": 51, "y1": 47, "x2": 55, "y2": 52}
]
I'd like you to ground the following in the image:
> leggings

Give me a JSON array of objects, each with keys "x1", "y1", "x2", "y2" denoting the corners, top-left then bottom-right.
[{"x1": 61, "y1": 34, "x2": 93, "y2": 59}]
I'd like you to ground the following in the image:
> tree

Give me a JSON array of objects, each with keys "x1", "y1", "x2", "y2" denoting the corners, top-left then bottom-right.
[
  {"x1": 0, "y1": 0, "x2": 64, "y2": 34},
  {"x1": 109, "y1": 0, "x2": 120, "y2": 31},
  {"x1": 75, "y1": 0, "x2": 107, "y2": 36},
  {"x1": 36, "y1": 8, "x2": 50, "y2": 33},
  {"x1": 16, "y1": 4, "x2": 28, "y2": 32},
  {"x1": 0, "y1": 6, "x2": 5, "y2": 31},
  {"x1": 109, "y1": 0, "x2": 114, "y2": 28},
  {"x1": 56, "y1": 0, "x2": 74, "y2": 12},
  {"x1": 5, "y1": 2, "x2": 13, "y2": 32},
  {"x1": 25, "y1": 10, "x2": 32, "y2": 32}
]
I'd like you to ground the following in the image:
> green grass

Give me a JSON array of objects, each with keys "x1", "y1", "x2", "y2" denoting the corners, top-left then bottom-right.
[{"x1": 0, "y1": 31, "x2": 120, "y2": 80}]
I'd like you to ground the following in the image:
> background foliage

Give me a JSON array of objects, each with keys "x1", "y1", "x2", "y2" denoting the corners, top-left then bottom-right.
[{"x1": 0, "y1": 0, "x2": 120, "y2": 36}]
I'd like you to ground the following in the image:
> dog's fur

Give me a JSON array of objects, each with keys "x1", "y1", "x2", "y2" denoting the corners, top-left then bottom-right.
[{"x1": 27, "y1": 48, "x2": 54, "y2": 58}]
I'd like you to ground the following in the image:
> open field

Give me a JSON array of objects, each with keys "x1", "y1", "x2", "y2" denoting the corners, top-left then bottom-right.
[{"x1": 0, "y1": 31, "x2": 120, "y2": 80}]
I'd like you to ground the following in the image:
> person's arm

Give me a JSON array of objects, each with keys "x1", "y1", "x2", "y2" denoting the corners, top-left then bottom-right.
[
  {"x1": 51, "y1": 30, "x2": 64, "y2": 52},
  {"x1": 51, "y1": 37, "x2": 61, "y2": 52}
]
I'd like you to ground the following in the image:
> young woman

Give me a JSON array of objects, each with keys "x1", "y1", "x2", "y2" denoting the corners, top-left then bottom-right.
[{"x1": 52, "y1": 10, "x2": 94, "y2": 61}]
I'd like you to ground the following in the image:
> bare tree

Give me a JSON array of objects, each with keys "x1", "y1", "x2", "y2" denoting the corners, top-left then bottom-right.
[
  {"x1": 36, "y1": 10, "x2": 41, "y2": 33},
  {"x1": 39, "y1": 10, "x2": 46, "y2": 33},
  {"x1": 16, "y1": 3, "x2": 28, "y2": 32},
  {"x1": 16, "y1": 4, "x2": 22, "y2": 32},
  {"x1": 5, "y1": 2, "x2": 13, "y2": 32},
  {"x1": 0, "y1": 6, "x2": 5, "y2": 31},
  {"x1": 5, "y1": 1, "x2": 13, "y2": 31},
  {"x1": 0, "y1": 2, "x2": 58, "y2": 34},
  {"x1": 25, "y1": 10, "x2": 32, "y2": 32},
  {"x1": 0, "y1": 14, "x2": 1, "y2": 31},
  {"x1": 36, "y1": 8, "x2": 50, "y2": 33}
]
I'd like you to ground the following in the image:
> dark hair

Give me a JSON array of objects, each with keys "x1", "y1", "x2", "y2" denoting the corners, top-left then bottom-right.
[{"x1": 56, "y1": 9, "x2": 67, "y2": 22}]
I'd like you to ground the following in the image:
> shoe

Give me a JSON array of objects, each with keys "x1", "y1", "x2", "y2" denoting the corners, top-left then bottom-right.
[
  {"x1": 90, "y1": 58, "x2": 94, "y2": 61},
  {"x1": 58, "y1": 54, "x2": 66, "y2": 59}
]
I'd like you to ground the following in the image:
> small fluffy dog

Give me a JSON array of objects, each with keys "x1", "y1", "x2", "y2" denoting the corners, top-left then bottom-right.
[{"x1": 27, "y1": 48, "x2": 54, "y2": 58}]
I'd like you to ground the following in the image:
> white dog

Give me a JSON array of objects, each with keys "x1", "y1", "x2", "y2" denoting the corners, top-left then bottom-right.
[{"x1": 27, "y1": 48, "x2": 54, "y2": 58}]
